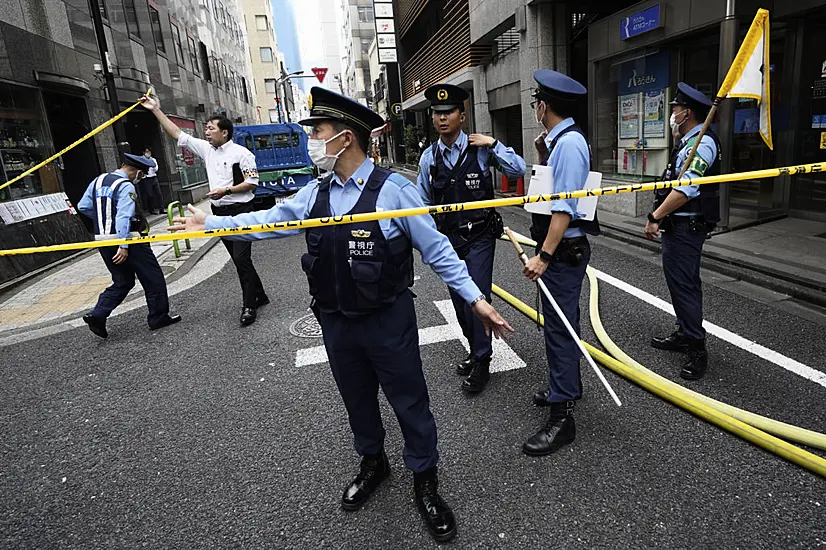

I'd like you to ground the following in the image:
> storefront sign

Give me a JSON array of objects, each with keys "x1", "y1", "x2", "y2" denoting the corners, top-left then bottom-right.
[
  {"x1": 0, "y1": 192, "x2": 72, "y2": 225},
  {"x1": 643, "y1": 89, "x2": 666, "y2": 138},
  {"x1": 620, "y1": 4, "x2": 663, "y2": 40},
  {"x1": 618, "y1": 52, "x2": 669, "y2": 95}
]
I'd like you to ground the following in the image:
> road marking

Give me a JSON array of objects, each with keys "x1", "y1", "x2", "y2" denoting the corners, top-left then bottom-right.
[
  {"x1": 295, "y1": 299, "x2": 527, "y2": 373},
  {"x1": 590, "y1": 267, "x2": 826, "y2": 389}
]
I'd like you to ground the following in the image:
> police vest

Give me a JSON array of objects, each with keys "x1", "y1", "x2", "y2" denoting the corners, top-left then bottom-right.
[
  {"x1": 429, "y1": 142, "x2": 495, "y2": 242},
  {"x1": 301, "y1": 166, "x2": 414, "y2": 317},
  {"x1": 529, "y1": 124, "x2": 600, "y2": 243},
  {"x1": 655, "y1": 129, "x2": 722, "y2": 225},
  {"x1": 91, "y1": 172, "x2": 148, "y2": 238}
]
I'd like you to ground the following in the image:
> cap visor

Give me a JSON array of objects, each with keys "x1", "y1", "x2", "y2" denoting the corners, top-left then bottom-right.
[
  {"x1": 297, "y1": 115, "x2": 337, "y2": 126},
  {"x1": 430, "y1": 105, "x2": 461, "y2": 113}
]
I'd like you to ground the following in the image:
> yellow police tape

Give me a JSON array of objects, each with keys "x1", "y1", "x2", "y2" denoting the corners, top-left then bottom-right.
[
  {"x1": 0, "y1": 161, "x2": 824, "y2": 256},
  {"x1": 490, "y1": 283, "x2": 826, "y2": 478},
  {"x1": 0, "y1": 89, "x2": 153, "y2": 193}
]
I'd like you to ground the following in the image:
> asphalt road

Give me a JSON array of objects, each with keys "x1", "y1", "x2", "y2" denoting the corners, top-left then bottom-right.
[{"x1": 2, "y1": 206, "x2": 825, "y2": 549}]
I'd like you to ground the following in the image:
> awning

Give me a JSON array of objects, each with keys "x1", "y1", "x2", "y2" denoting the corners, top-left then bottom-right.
[
  {"x1": 34, "y1": 71, "x2": 90, "y2": 94},
  {"x1": 371, "y1": 122, "x2": 391, "y2": 137}
]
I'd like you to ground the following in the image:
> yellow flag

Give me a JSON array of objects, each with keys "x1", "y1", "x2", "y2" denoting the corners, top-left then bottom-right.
[{"x1": 718, "y1": 8, "x2": 772, "y2": 149}]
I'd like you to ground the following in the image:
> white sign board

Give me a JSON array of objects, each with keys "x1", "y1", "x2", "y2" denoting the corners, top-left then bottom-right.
[
  {"x1": 523, "y1": 165, "x2": 601, "y2": 221},
  {"x1": 378, "y1": 49, "x2": 398, "y2": 63},
  {"x1": 375, "y1": 3, "x2": 393, "y2": 17},
  {"x1": 377, "y1": 34, "x2": 396, "y2": 48},
  {"x1": 376, "y1": 19, "x2": 395, "y2": 33}
]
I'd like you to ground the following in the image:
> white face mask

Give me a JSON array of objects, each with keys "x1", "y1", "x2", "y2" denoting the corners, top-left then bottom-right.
[
  {"x1": 308, "y1": 131, "x2": 348, "y2": 172},
  {"x1": 670, "y1": 110, "x2": 687, "y2": 134}
]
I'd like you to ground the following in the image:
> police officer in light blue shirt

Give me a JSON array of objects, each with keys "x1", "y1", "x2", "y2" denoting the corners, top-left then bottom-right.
[
  {"x1": 77, "y1": 153, "x2": 181, "y2": 338},
  {"x1": 169, "y1": 87, "x2": 514, "y2": 543},
  {"x1": 645, "y1": 83, "x2": 722, "y2": 381},
  {"x1": 417, "y1": 83, "x2": 526, "y2": 394},
  {"x1": 521, "y1": 70, "x2": 600, "y2": 458}
]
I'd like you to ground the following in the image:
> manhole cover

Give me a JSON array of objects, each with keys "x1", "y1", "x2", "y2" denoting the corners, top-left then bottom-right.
[{"x1": 290, "y1": 313, "x2": 323, "y2": 338}]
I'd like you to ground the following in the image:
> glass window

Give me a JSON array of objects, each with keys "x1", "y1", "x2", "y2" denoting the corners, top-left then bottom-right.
[
  {"x1": 272, "y1": 133, "x2": 300, "y2": 147},
  {"x1": 149, "y1": 7, "x2": 165, "y2": 53},
  {"x1": 357, "y1": 6, "x2": 374, "y2": 23},
  {"x1": 170, "y1": 22, "x2": 184, "y2": 67},
  {"x1": 199, "y1": 42, "x2": 211, "y2": 80},
  {"x1": 256, "y1": 15, "x2": 268, "y2": 30},
  {"x1": 264, "y1": 79, "x2": 277, "y2": 94},
  {"x1": 260, "y1": 47, "x2": 273, "y2": 63},
  {"x1": 187, "y1": 36, "x2": 199, "y2": 75},
  {"x1": 361, "y1": 39, "x2": 371, "y2": 55},
  {"x1": 123, "y1": 0, "x2": 141, "y2": 38},
  {"x1": 268, "y1": 109, "x2": 279, "y2": 123},
  {"x1": 254, "y1": 135, "x2": 273, "y2": 149}
]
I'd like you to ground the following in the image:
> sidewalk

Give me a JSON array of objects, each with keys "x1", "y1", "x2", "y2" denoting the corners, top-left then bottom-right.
[{"x1": 0, "y1": 201, "x2": 218, "y2": 334}]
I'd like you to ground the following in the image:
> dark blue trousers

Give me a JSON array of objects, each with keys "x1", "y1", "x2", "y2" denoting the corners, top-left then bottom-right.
[
  {"x1": 320, "y1": 290, "x2": 438, "y2": 472},
  {"x1": 538, "y1": 240, "x2": 590, "y2": 403},
  {"x1": 448, "y1": 234, "x2": 495, "y2": 362},
  {"x1": 661, "y1": 220, "x2": 707, "y2": 340},
  {"x1": 91, "y1": 244, "x2": 170, "y2": 327}
]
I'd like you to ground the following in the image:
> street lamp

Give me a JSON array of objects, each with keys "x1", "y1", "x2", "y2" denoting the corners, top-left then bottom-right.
[{"x1": 274, "y1": 70, "x2": 304, "y2": 123}]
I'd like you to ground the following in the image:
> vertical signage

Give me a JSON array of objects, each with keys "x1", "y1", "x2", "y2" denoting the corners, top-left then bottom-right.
[{"x1": 373, "y1": 0, "x2": 397, "y2": 64}]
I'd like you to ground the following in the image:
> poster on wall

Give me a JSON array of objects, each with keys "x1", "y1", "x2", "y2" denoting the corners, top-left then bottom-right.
[
  {"x1": 643, "y1": 89, "x2": 666, "y2": 138},
  {"x1": 619, "y1": 94, "x2": 640, "y2": 139}
]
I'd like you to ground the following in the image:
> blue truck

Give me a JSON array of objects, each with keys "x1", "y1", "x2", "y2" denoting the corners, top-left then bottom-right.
[{"x1": 233, "y1": 123, "x2": 316, "y2": 208}]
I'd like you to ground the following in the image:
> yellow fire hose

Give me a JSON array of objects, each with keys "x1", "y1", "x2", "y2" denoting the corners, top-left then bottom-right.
[
  {"x1": 490, "y1": 283, "x2": 826, "y2": 478},
  {"x1": 499, "y1": 231, "x2": 826, "y2": 451}
]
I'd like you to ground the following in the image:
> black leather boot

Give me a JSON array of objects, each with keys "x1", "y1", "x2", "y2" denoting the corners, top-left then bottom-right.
[
  {"x1": 532, "y1": 389, "x2": 551, "y2": 407},
  {"x1": 413, "y1": 467, "x2": 456, "y2": 542},
  {"x1": 461, "y1": 358, "x2": 490, "y2": 393},
  {"x1": 83, "y1": 314, "x2": 108, "y2": 338},
  {"x1": 455, "y1": 353, "x2": 473, "y2": 376},
  {"x1": 651, "y1": 329, "x2": 690, "y2": 353},
  {"x1": 681, "y1": 338, "x2": 708, "y2": 380},
  {"x1": 522, "y1": 401, "x2": 576, "y2": 456},
  {"x1": 341, "y1": 451, "x2": 390, "y2": 511}
]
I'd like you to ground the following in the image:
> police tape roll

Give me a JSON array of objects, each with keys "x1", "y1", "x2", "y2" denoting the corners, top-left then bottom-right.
[
  {"x1": 1, "y1": 161, "x2": 824, "y2": 256},
  {"x1": 0, "y1": 88, "x2": 153, "y2": 193}
]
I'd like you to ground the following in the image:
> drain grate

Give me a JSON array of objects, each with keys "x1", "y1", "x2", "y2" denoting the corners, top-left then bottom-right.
[{"x1": 289, "y1": 313, "x2": 323, "y2": 338}]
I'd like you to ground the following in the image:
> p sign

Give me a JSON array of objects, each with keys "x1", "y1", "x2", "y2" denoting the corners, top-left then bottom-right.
[
  {"x1": 391, "y1": 103, "x2": 402, "y2": 117},
  {"x1": 311, "y1": 67, "x2": 328, "y2": 83}
]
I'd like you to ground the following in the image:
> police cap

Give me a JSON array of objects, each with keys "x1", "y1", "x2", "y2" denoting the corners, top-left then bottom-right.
[
  {"x1": 298, "y1": 86, "x2": 385, "y2": 140},
  {"x1": 532, "y1": 69, "x2": 587, "y2": 103},
  {"x1": 424, "y1": 84, "x2": 469, "y2": 113},
  {"x1": 670, "y1": 82, "x2": 713, "y2": 116},
  {"x1": 122, "y1": 152, "x2": 155, "y2": 171}
]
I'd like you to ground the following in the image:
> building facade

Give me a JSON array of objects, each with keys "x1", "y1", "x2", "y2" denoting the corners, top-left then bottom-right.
[{"x1": 338, "y1": 0, "x2": 376, "y2": 106}]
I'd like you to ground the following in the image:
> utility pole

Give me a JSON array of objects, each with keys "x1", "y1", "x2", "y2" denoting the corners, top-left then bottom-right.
[{"x1": 88, "y1": 0, "x2": 130, "y2": 158}]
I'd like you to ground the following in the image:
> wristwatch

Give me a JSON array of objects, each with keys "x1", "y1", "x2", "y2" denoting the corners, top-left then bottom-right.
[
  {"x1": 471, "y1": 295, "x2": 487, "y2": 307},
  {"x1": 225, "y1": 186, "x2": 233, "y2": 195},
  {"x1": 647, "y1": 212, "x2": 662, "y2": 224},
  {"x1": 490, "y1": 139, "x2": 500, "y2": 149},
  {"x1": 539, "y1": 250, "x2": 554, "y2": 263}
]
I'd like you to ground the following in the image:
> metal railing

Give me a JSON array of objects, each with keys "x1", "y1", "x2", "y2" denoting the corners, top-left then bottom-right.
[{"x1": 167, "y1": 201, "x2": 191, "y2": 258}]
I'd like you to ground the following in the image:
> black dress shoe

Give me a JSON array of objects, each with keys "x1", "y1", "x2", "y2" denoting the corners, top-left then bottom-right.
[
  {"x1": 523, "y1": 401, "x2": 576, "y2": 456},
  {"x1": 256, "y1": 294, "x2": 270, "y2": 307},
  {"x1": 341, "y1": 451, "x2": 390, "y2": 511},
  {"x1": 651, "y1": 330, "x2": 690, "y2": 353},
  {"x1": 413, "y1": 467, "x2": 456, "y2": 542},
  {"x1": 83, "y1": 314, "x2": 108, "y2": 338},
  {"x1": 455, "y1": 353, "x2": 473, "y2": 376},
  {"x1": 681, "y1": 339, "x2": 708, "y2": 380},
  {"x1": 149, "y1": 313, "x2": 182, "y2": 331},
  {"x1": 533, "y1": 389, "x2": 551, "y2": 407},
  {"x1": 240, "y1": 307, "x2": 257, "y2": 326},
  {"x1": 461, "y1": 358, "x2": 490, "y2": 393}
]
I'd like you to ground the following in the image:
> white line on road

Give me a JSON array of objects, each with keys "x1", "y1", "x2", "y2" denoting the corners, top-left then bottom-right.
[
  {"x1": 294, "y1": 299, "x2": 527, "y2": 373},
  {"x1": 590, "y1": 267, "x2": 826, "y2": 389}
]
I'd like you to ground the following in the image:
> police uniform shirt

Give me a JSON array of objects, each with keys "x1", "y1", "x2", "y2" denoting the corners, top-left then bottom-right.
[
  {"x1": 146, "y1": 156, "x2": 158, "y2": 178},
  {"x1": 416, "y1": 130, "x2": 526, "y2": 205},
  {"x1": 77, "y1": 169, "x2": 136, "y2": 249},
  {"x1": 671, "y1": 124, "x2": 718, "y2": 216},
  {"x1": 545, "y1": 118, "x2": 590, "y2": 239},
  {"x1": 205, "y1": 158, "x2": 484, "y2": 304},
  {"x1": 177, "y1": 132, "x2": 259, "y2": 206}
]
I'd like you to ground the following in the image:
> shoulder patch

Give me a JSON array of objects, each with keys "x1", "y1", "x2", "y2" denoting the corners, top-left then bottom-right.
[{"x1": 128, "y1": 192, "x2": 137, "y2": 202}]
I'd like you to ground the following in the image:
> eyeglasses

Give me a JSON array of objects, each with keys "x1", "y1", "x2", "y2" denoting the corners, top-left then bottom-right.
[{"x1": 530, "y1": 100, "x2": 539, "y2": 109}]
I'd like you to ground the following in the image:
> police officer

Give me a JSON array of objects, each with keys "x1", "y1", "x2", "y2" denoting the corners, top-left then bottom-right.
[
  {"x1": 170, "y1": 87, "x2": 514, "y2": 542},
  {"x1": 521, "y1": 70, "x2": 599, "y2": 456},
  {"x1": 77, "y1": 154, "x2": 181, "y2": 338},
  {"x1": 417, "y1": 83, "x2": 526, "y2": 393},
  {"x1": 644, "y1": 83, "x2": 721, "y2": 381},
  {"x1": 141, "y1": 94, "x2": 269, "y2": 326}
]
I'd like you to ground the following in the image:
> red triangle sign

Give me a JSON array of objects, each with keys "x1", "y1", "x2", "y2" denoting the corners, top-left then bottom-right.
[{"x1": 311, "y1": 67, "x2": 328, "y2": 83}]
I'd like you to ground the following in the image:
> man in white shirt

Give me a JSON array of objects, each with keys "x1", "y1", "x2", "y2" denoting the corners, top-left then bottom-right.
[
  {"x1": 141, "y1": 94, "x2": 270, "y2": 326},
  {"x1": 139, "y1": 146, "x2": 162, "y2": 215}
]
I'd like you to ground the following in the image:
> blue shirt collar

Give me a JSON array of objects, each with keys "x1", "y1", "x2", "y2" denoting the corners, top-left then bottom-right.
[
  {"x1": 438, "y1": 130, "x2": 467, "y2": 154},
  {"x1": 680, "y1": 123, "x2": 703, "y2": 145},
  {"x1": 113, "y1": 169, "x2": 128, "y2": 178},
  {"x1": 331, "y1": 157, "x2": 374, "y2": 188},
  {"x1": 544, "y1": 118, "x2": 575, "y2": 148}
]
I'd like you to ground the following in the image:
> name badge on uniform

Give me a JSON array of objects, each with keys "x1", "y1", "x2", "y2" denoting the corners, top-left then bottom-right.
[
  {"x1": 524, "y1": 164, "x2": 602, "y2": 221},
  {"x1": 351, "y1": 229, "x2": 371, "y2": 238}
]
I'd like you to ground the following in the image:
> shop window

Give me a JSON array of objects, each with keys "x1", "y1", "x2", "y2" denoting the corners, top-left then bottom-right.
[
  {"x1": 149, "y1": 6, "x2": 165, "y2": 53},
  {"x1": 123, "y1": 0, "x2": 141, "y2": 38},
  {"x1": 170, "y1": 21, "x2": 184, "y2": 66}
]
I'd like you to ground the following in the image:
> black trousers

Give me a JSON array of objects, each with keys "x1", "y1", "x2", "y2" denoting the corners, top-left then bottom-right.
[
  {"x1": 661, "y1": 219, "x2": 707, "y2": 340},
  {"x1": 139, "y1": 176, "x2": 162, "y2": 213},
  {"x1": 447, "y1": 233, "x2": 495, "y2": 362},
  {"x1": 90, "y1": 244, "x2": 170, "y2": 326},
  {"x1": 211, "y1": 201, "x2": 268, "y2": 308}
]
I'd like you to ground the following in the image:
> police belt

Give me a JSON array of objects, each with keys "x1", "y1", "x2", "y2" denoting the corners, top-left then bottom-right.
[
  {"x1": 95, "y1": 232, "x2": 142, "y2": 240},
  {"x1": 535, "y1": 235, "x2": 588, "y2": 263}
]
